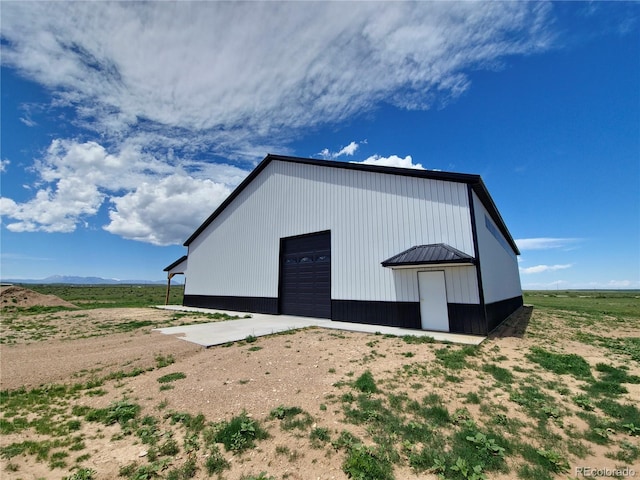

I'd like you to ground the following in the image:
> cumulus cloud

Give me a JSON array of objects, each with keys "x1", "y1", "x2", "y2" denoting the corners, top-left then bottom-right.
[
  {"x1": 0, "y1": 160, "x2": 9, "y2": 173},
  {"x1": 0, "y1": 139, "x2": 247, "y2": 242},
  {"x1": 354, "y1": 154, "x2": 424, "y2": 170},
  {"x1": 519, "y1": 264, "x2": 573, "y2": 274},
  {"x1": 515, "y1": 237, "x2": 582, "y2": 251},
  {"x1": 104, "y1": 175, "x2": 231, "y2": 246}
]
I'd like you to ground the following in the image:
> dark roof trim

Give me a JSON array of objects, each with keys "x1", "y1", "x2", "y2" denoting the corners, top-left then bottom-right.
[
  {"x1": 184, "y1": 154, "x2": 520, "y2": 255},
  {"x1": 164, "y1": 255, "x2": 188, "y2": 272},
  {"x1": 382, "y1": 243, "x2": 476, "y2": 268}
]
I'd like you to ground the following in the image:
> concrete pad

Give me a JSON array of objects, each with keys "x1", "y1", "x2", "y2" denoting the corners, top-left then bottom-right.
[{"x1": 154, "y1": 305, "x2": 485, "y2": 347}]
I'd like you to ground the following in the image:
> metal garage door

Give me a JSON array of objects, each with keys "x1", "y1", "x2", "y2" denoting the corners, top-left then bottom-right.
[{"x1": 279, "y1": 231, "x2": 331, "y2": 318}]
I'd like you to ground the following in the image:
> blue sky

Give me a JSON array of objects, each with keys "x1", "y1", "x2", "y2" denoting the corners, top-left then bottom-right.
[{"x1": 1, "y1": 1, "x2": 638, "y2": 289}]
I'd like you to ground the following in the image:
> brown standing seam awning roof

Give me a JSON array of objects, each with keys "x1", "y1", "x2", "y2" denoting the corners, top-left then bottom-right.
[{"x1": 381, "y1": 244, "x2": 475, "y2": 268}]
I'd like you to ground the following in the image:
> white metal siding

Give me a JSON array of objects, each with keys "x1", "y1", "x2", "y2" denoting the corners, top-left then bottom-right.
[
  {"x1": 391, "y1": 266, "x2": 479, "y2": 303},
  {"x1": 185, "y1": 160, "x2": 476, "y2": 302},
  {"x1": 472, "y1": 191, "x2": 522, "y2": 303}
]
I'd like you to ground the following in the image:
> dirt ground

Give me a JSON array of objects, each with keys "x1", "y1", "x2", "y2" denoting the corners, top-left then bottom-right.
[{"x1": 1, "y1": 288, "x2": 639, "y2": 479}]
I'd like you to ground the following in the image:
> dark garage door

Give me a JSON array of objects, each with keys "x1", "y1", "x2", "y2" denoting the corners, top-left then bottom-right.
[{"x1": 279, "y1": 231, "x2": 331, "y2": 318}]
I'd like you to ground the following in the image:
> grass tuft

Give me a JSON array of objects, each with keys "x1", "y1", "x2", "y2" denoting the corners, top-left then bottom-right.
[{"x1": 354, "y1": 370, "x2": 378, "y2": 393}]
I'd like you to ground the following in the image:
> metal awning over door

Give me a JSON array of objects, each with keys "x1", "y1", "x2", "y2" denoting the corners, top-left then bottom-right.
[{"x1": 279, "y1": 231, "x2": 331, "y2": 319}]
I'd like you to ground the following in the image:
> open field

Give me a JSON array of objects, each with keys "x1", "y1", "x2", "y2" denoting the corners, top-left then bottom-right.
[{"x1": 1, "y1": 287, "x2": 639, "y2": 480}]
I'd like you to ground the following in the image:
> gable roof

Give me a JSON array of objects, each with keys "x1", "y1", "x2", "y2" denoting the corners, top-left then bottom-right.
[
  {"x1": 184, "y1": 154, "x2": 520, "y2": 255},
  {"x1": 381, "y1": 244, "x2": 476, "y2": 268}
]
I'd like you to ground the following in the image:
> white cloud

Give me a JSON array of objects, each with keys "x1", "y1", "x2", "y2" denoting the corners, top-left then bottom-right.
[
  {"x1": 104, "y1": 175, "x2": 231, "y2": 246},
  {"x1": 605, "y1": 280, "x2": 635, "y2": 288},
  {"x1": 0, "y1": 159, "x2": 9, "y2": 173},
  {"x1": 520, "y1": 264, "x2": 573, "y2": 274},
  {"x1": 338, "y1": 142, "x2": 359, "y2": 157},
  {"x1": 515, "y1": 237, "x2": 582, "y2": 251},
  {"x1": 319, "y1": 141, "x2": 362, "y2": 159},
  {"x1": 19, "y1": 116, "x2": 37, "y2": 127},
  {"x1": 0, "y1": 181, "x2": 102, "y2": 233},
  {"x1": 354, "y1": 154, "x2": 424, "y2": 170},
  {"x1": 1, "y1": 2, "x2": 553, "y2": 155},
  {"x1": 0, "y1": 139, "x2": 248, "y2": 242},
  {"x1": 521, "y1": 279, "x2": 640, "y2": 290}
]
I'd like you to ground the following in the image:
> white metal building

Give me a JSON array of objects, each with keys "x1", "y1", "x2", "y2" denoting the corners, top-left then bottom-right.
[{"x1": 166, "y1": 154, "x2": 522, "y2": 335}]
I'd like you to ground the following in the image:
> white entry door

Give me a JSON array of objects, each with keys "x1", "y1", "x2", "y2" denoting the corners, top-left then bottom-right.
[{"x1": 418, "y1": 271, "x2": 449, "y2": 331}]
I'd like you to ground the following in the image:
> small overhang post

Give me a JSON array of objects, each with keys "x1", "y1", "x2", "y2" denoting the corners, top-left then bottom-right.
[{"x1": 165, "y1": 273, "x2": 176, "y2": 305}]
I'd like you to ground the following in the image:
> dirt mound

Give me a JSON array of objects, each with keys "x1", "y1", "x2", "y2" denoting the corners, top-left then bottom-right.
[{"x1": 0, "y1": 285, "x2": 78, "y2": 309}]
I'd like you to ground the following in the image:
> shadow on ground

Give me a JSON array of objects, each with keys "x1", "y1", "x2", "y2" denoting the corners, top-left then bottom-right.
[{"x1": 488, "y1": 305, "x2": 533, "y2": 339}]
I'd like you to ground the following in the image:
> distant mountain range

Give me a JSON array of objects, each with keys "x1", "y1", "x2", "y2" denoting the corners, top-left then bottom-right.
[{"x1": 1, "y1": 275, "x2": 183, "y2": 285}]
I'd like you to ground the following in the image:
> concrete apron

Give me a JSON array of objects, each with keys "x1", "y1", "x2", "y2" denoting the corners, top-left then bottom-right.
[{"x1": 155, "y1": 305, "x2": 485, "y2": 347}]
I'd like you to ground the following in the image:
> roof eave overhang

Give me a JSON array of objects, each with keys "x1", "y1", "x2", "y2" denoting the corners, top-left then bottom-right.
[
  {"x1": 163, "y1": 255, "x2": 188, "y2": 273},
  {"x1": 382, "y1": 260, "x2": 476, "y2": 269}
]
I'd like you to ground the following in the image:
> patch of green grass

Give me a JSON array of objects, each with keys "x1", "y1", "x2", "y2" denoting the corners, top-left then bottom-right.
[
  {"x1": 608, "y1": 440, "x2": 640, "y2": 463},
  {"x1": 49, "y1": 450, "x2": 69, "y2": 469},
  {"x1": 309, "y1": 427, "x2": 331, "y2": 447},
  {"x1": 534, "y1": 448, "x2": 570, "y2": 473},
  {"x1": 157, "y1": 372, "x2": 187, "y2": 383},
  {"x1": 434, "y1": 345, "x2": 477, "y2": 370},
  {"x1": 343, "y1": 394, "x2": 395, "y2": 428},
  {"x1": 595, "y1": 398, "x2": 640, "y2": 428},
  {"x1": 577, "y1": 411, "x2": 614, "y2": 445},
  {"x1": 158, "y1": 438, "x2": 180, "y2": 456},
  {"x1": 585, "y1": 380, "x2": 628, "y2": 397},
  {"x1": 25, "y1": 284, "x2": 185, "y2": 309},
  {"x1": 401, "y1": 335, "x2": 435, "y2": 344},
  {"x1": 240, "y1": 473, "x2": 275, "y2": 480},
  {"x1": 354, "y1": 370, "x2": 378, "y2": 393},
  {"x1": 464, "y1": 392, "x2": 481, "y2": 404},
  {"x1": 0, "y1": 438, "x2": 71, "y2": 462},
  {"x1": 97, "y1": 320, "x2": 156, "y2": 332},
  {"x1": 213, "y1": 412, "x2": 268, "y2": 453},
  {"x1": 82, "y1": 399, "x2": 141, "y2": 427},
  {"x1": 448, "y1": 427, "x2": 510, "y2": 474},
  {"x1": 526, "y1": 347, "x2": 592, "y2": 379},
  {"x1": 482, "y1": 363, "x2": 514, "y2": 384},
  {"x1": 269, "y1": 405, "x2": 314, "y2": 431},
  {"x1": 166, "y1": 412, "x2": 206, "y2": 433},
  {"x1": 155, "y1": 354, "x2": 175, "y2": 368},
  {"x1": 165, "y1": 456, "x2": 197, "y2": 479},
  {"x1": 572, "y1": 394, "x2": 595, "y2": 411},
  {"x1": 205, "y1": 445, "x2": 230, "y2": 474},
  {"x1": 342, "y1": 445, "x2": 394, "y2": 480},
  {"x1": 103, "y1": 367, "x2": 149, "y2": 381},
  {"x1": 509, "y1": 384, "x2": 557, "y2": 422},
  {"x1": 409, "y1": 399, "x2": 451, "y2": 427},
  {"x1": 517, "y1": 463, "x2": 553, "y2": 480},
  {"x1": 575, "y1": 332, "x2": 640, "y2": 363},
  {"x1": 524, "y1": 290, "x2": 640, "y2": 318},
  {"x1": 64, "y1": 467, "x2": 97, "y2": 480},
  {"x1": 595, "y1": 362, "x2": 640, "y2": 384}
]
